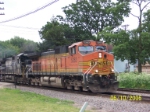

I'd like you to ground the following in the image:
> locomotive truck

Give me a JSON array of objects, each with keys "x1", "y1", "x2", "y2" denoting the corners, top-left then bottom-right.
[{"x1": 0, "y1": 40, "x2": 118, "y2": 93}]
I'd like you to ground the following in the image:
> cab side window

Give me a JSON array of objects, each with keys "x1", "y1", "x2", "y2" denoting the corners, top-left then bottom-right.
[{"x1": 70, "y1": 46, "x2": 76, "y2": 55}]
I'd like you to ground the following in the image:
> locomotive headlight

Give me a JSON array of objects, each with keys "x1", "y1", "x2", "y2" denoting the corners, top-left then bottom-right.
[
  {"x1": 111, "y1": 68, "x2": 114, "y2": 72},
  {"x1": 95, "y1": 69, "x2": 98, "y2": 73},
  {"x1": 99, "y1": 53, "x2": 102, "y2": 58}
]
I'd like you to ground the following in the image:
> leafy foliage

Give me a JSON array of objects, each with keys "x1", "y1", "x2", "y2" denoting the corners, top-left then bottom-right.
[
  {"x1": 99, "y1": 25, "x2": 150, "y2": 65},
  {"x1": 143, "y1": 9, "x2": 150, "y2": 32},
  {"x1": 38, "y1": 17, "x2": 94, "y2": 52},
  {"x1": 37, "y1": 40, "x2": 53, "y2": 52},
  {"x1": 63, "y1": 0, "x2": 130, "y2": 36},
  {"x1": 39, "y1": 18, "x2": 74, "y2": 48},
  {"x1": 38, "y1": 0, "x2": 130, "y2": 51},
  {"x1": 20, "y1": 40, "x2": 38, "y2": 53},
  {"x1": 0, "y1": 36, "x2": 38, "y2": 58},
  {"x1": 56, "y1": 15, "x2": 96, "y2": 41},
  {"x1": 118, "y1": 72, "x2": 150, "y2": 90},
  {"x1": 7, "y1": 36, "x2": 38, "y2": 53},
  {"x1": 98, "y1": 1, "x2": 150, "y2": 73},
  {"x1": 0, "y1": 41, "x2": 19, "y2": 58},
  {"x1": 8, "y1": 36, "x2": 27, "y2": 48}
]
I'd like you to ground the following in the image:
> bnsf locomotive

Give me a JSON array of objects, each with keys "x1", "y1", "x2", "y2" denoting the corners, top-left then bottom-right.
[{"x1": 0, "y1": 40, "x2": 118, "y2": 92}]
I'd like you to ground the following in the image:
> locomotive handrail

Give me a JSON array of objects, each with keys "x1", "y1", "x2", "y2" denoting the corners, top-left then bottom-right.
[
  {"x1": 83, "y1": 62, "x2": 97, "y2": 83},
  {"x1": 110, "y1": 61, "x2": 119, "y2": 74},
  {"x1": 25, "y1": 66, "x2": 31, "y2": 78},
  {"x1": 83, "y1": 66, "x2": 92, "y2": 75},
  {"x1": 83, "y1": 66, "x2": 92, "y2": 84},
  {"x1": 86, "y1": 62, "x2": 97, "y2": 75}
]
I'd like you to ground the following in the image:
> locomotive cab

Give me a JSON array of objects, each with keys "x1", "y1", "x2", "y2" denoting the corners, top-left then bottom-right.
[{"x1": 69, "y1": 40, "x2": 118, "y2": 92}]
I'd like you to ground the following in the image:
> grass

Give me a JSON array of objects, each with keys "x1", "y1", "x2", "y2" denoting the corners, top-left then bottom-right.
[
  {"x1": 117, "y1": 72, "x2": 150, "y2": 90},
  {"x1": 0, "y1": 88, "x2": 82, "y2": 112}
]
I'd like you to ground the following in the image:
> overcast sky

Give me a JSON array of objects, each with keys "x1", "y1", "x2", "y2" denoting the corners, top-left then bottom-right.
[{"x1": 0, "y1": 0, "x2": 148, "y2": 42}]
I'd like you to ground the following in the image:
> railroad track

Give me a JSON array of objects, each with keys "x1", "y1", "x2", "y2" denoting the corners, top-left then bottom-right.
[
  {"x1": 15, "y1": 84, "x2": 150, "y2": 102},
  {"x1": 116, "y1": 88, "x2": 150, "y2": 102},
  {"x1": 1, "y1": 81, "x2": 150, "y2": 102},
  {"x1": 118, "y1": 88, "x2": 150, "y2": 94}
]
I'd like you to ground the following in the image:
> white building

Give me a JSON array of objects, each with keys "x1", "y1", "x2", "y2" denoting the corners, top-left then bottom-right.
[{"x1": 114, "y1": 59, "x2": 135, "y2": 73}]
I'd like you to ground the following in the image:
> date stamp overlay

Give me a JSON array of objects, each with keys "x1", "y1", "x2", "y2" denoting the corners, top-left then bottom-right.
[{"x1": 110, "y1": 95, "x2": 142, "y2": 101}]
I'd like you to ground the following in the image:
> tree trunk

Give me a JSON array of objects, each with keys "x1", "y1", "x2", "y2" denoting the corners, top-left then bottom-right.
[{"x1": 138, "y1": 59, "x2": 142, "y2": 73}]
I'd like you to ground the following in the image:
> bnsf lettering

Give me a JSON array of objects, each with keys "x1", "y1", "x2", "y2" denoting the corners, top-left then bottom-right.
[{"x1": 98, "y1": 61, "x2": 111, "y2": 66}]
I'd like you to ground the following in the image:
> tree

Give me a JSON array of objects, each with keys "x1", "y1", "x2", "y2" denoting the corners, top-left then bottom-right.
[
  {"x1": 0, "y1": 41, "x2": 19, "y2": 58},
  {"x1": 20, "y1": 40, "x2": 38, "y2": 53},
  {"x1": 37, "y1": 40, "x2": 52, "y2": 52},
  {"x1": 39, "y1": 0, "x2": 130, "y2": 51},
  {"x1": 98, "y1": 0, "x2": 150, "y2": 73},
  {"x1": 0, "y1": 37, "x2": 38, "y2": 58},
  {"x1": 62, "y1": 0, "x2": 130, "y2": 38},
  {"x1": 129, "y1": 0, "x2": 150, "y2": 72},
  {"x1": 8, "y1": 36, "x2": 27, "y2": 48},
  {"x1": 39, "y1": 17, "x2": 78, "y2": 50},
  {"x1": 8, "y1": 36, "x2": 38, "y2": 53},
  {"x1": 143, "y1": 9, "x2": 150, "y2": 32}
]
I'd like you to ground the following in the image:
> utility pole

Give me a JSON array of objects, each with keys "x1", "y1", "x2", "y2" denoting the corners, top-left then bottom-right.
[
  {"x1": 0, "y1": 1, "x2": 4, "y2": 15},
  {"x1": 122, "y1": 24, "x2": 129, "y2": 31}
]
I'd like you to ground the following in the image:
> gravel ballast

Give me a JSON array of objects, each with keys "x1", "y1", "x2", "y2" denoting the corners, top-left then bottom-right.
[{"x1": 0, "y1": 82, "x2": 149, "y2": 112}]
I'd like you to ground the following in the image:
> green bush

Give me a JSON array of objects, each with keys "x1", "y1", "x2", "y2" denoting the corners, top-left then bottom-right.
[{"x1": 117, "y1": 72, "x2": 150, "y2": 90}]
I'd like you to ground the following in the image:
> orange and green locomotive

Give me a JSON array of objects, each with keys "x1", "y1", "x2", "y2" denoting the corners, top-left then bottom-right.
[{"x1": 0, "y1": 40, "x2": 118, "y2": 92}]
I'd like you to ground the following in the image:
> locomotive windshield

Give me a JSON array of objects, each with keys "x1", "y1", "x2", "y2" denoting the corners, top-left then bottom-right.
[
  {"x1": 95, "y1": 46, "x2": 106, "y2": 51},
  {"x1": 79, "y1": 46, "x2": 94, "y2": 54}
]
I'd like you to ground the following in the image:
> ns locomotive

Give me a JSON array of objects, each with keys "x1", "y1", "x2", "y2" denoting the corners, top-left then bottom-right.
[{"x1": 0, "y1": 40, "x2": 118, "y2": 92}]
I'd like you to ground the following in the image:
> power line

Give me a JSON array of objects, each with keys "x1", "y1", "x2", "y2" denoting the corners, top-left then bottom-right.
[
  {"x1": 0, "y1": 28, "x2": 39, "y2": 33},
  {"x1": 0, "y1": 24, "x2": 40, "y2": 30},
  {"x1": 0, "y1": 2, "x2": 4, "y2": 4},
  {"x1": 0, "y1": 0, "x2": 59, "y2": 23},
  {"x1": 0, "y1": 26, "x2": 40, "y2": 34}
]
